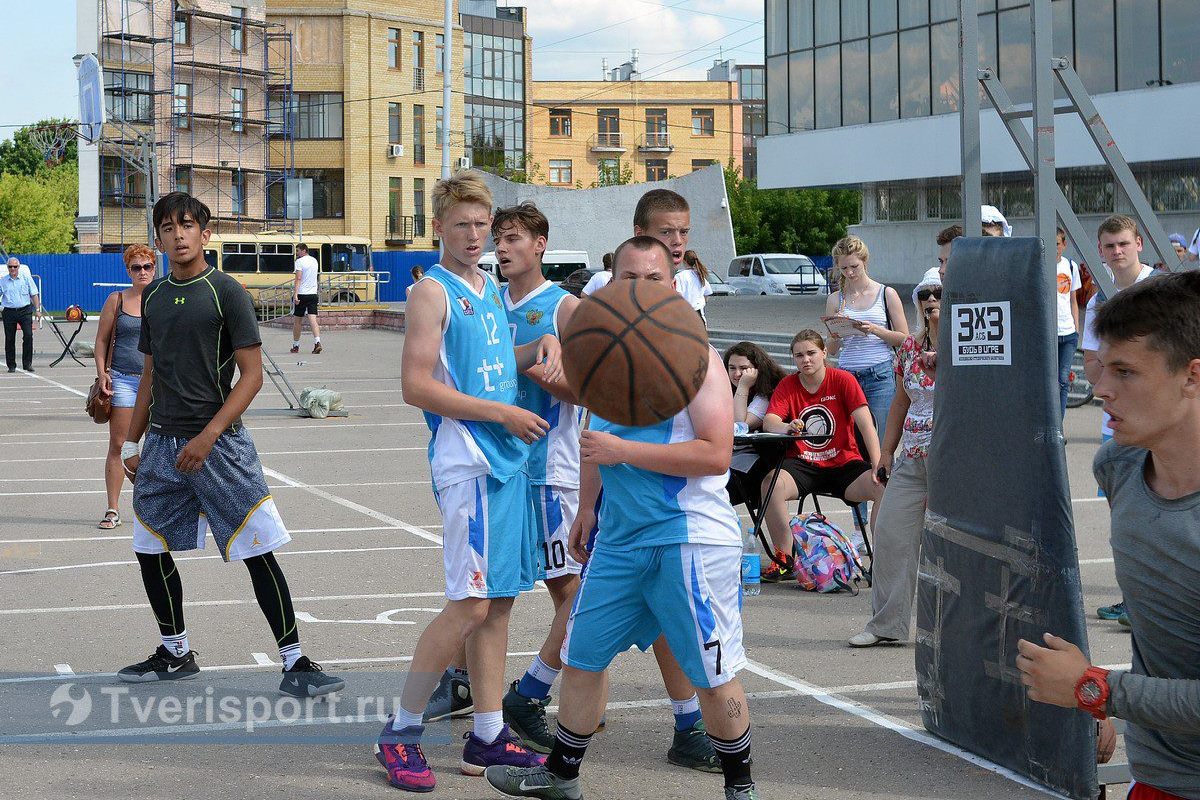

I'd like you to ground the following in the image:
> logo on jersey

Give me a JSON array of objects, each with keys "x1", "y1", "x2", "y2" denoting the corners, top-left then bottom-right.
[
  {"x1": 468, "y1": 571, "x2": 486, "y2": 592},
  {"x1": 457, "y1": 297, "x2": 475, "y2": 316},
  {"x1": 1057, "y1": 272, "x2": 1072, "y2": 294},
  {"x1": 174, "y1": 297, "x2": 186, "y2": 305},
  {"x1": 798, "y1": 405, "x2": 836, "y2": 450},
  {"x1": 490, "y1": 292, "x2": 501, "y2": 307},
  {"x1": 525, "y1": 310, "x2": 544, "y2": 326}
]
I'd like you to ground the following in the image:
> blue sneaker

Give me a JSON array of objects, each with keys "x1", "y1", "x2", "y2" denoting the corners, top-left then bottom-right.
[
  {"x1": 1097, "y1": 601, "x2": 1126, "y2": 621},
  {"x1": 461, "y1": 724, "x2": 545, "y2": 776},
  {"x1": 375, "y1": 719, "x2": 436, "y2": 793}
]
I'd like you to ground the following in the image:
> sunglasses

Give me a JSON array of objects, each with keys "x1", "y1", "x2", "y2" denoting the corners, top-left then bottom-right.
[
  {"x1": 917, "y1": 287, "x2": 942, "y2": 301},
  {"x1": 129, "y1": 263, "x2": 156, "y2": 272}
]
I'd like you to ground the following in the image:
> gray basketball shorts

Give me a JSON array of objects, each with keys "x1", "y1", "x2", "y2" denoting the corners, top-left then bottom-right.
[{"x1": 131, "y1": 428, "x2": 290, "y2": 562}]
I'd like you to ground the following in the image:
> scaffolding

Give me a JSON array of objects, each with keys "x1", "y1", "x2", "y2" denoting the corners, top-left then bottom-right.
[{"x1": 96, "y1": 0, "x2": 294, "y2": 248}]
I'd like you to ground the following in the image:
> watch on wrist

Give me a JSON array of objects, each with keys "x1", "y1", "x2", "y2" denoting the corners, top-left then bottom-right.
[{"x1": 1075, "y1": 666, "x2": 1111, "y2": 720}]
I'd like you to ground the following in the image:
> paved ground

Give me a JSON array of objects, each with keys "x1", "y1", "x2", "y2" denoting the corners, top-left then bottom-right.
[{"x1": 0, "y1": 313, "x2": 1127, "y2": 800}]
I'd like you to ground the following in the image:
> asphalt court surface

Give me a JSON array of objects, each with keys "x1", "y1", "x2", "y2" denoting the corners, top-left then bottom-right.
[{"x1": 0, "y1": 320, "x2": 1130, "y2": 799}]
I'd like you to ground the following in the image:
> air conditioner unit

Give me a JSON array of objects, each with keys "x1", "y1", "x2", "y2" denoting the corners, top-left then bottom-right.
[
  {"x1": 387, "y1": 143, "x2": 404, "y2": 158},
  {"x1": 456, "y1": 156, "x2": 471, "y2": 170}
]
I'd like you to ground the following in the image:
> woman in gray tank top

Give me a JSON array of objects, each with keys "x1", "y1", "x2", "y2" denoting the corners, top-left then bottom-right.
[{"x1": 94, "y1": 245, "x2": 157, "y2": 529}]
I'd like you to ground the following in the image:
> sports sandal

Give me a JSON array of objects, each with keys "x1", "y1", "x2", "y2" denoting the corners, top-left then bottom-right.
[{"x1": 99, "y1": 509, "x2": 121, "y2": 529}]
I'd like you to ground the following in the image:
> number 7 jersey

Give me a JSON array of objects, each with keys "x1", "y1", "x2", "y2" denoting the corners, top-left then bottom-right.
[{"x1": 420, "y1": 265, "x2": 529, "y2": 490}]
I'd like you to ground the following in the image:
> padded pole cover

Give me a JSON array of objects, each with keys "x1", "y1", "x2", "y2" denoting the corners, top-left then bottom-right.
[{"x1": 918, "y1": 237, "x2": 1096, "y2": 799}]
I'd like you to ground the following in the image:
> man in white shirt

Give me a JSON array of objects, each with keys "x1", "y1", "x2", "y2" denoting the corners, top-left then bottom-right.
[
  {"x1": 580, "y1": 252, "x2": 613, "y2": 296},
  {"x1": 1054, "y1": 227, "x2": 1082, "y2": 419},
  {"x1": 291, "y1": 243, "x2": 322, "y2": 354}
]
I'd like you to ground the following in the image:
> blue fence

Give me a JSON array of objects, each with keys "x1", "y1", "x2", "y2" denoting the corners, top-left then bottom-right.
[{"x1": 374, "y1": 250, "x2": 440, "y2": 303}]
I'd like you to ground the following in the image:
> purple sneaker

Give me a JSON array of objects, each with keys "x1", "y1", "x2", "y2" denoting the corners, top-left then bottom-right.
[
  {"x1": 375, "y1": 719, "x2": 436, "y2": 793},
  {"x1": 461, "y1": 724, "x2": 547, "y2": 776}
]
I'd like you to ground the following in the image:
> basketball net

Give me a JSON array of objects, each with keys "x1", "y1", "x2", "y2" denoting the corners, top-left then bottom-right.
[{"x1": 27, "y1": 123, "x2": 81, "y2": 167}]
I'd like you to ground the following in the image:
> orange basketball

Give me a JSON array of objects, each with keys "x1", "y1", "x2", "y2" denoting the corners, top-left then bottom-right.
[
  {"x1": 65, "y1": 305, "x2": 84, "y2": 322},
  {"x1": 562, "y1": 279, "x2": 709, "y2": 427}
]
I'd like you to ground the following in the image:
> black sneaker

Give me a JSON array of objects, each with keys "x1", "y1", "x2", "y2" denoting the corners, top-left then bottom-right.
[
  {"x1": 279, "y1": 656, "x2": 345, "y2": 697},
  {"x1": 502, "y1": 680, "x2": 553, "y2": 753},
  {"x1": 424, "y1": 669, "x2": 473, "y2": 723},
  {"x1": 118, "y1": 645, "x2": 200, "y2": 683},
  {"x1": 667, "y1": 719, "x2": 722, "y2": 773}
]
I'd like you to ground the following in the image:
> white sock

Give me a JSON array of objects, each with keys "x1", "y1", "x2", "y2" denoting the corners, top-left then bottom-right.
[
  {"x1": 473, "y1": 709, "x2": 504, "y2": 743},
  {"x1": 527, "y1": 654, "x2": 560, "y2": 686},
  {"x1": 292, "y1": 340, "x2": 300, "y2": 347},
  {"x1": 314, "y1": 337, "x2": 320, "y2": 343},
  {"x1": 162, "y1": 631, "x2": 189, "y2": 658},
  {"x1": 279, "y1": 643, "x2": 303, "y2": 670},
  {"x1": 391, "y1": 706, "x2": 424, "y2": 732},
  {"x1": 670, "y1": 694, "x2": 701, "y2": 717}
]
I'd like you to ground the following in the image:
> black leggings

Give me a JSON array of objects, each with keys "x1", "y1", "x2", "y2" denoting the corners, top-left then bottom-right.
[{"x1": 135, "y1": 551, "x2": 299, "y2": 649}]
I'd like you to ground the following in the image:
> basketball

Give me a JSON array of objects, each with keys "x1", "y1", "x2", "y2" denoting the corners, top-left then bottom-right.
[
  {"x1": 65, "y1": 305, "x2": 84, "y2": 322},
  {"x1": 561, "y1": 278, "x2": 709, "y2": 427}
]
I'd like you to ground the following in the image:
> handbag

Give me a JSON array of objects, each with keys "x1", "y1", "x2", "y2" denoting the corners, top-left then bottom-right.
[{"x1": 86, "y1": 293, "x2": 120, "y2": 424}]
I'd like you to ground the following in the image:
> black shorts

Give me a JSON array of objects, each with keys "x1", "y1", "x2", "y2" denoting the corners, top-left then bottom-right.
[
  {"x1": 294, "y1": 294, "x2": 319, "y2": 316},
  {"x1": 780, "y1": 458, "x2": 872, "y2": 502}
]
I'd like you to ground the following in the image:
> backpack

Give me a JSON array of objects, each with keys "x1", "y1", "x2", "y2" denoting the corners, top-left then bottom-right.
[{"x1": 789, "y1": 512, "x2": 864, "y2": 594}]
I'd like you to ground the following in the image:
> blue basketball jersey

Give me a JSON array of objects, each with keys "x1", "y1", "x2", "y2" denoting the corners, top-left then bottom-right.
[
  {"x1": 502, "y1": 280, "x2": 581, "y2": 488},
  {"x1": 421, "y1": 266, "x2": 528, "y2": 489},
  {"x1": 592, "y1": 406, "x2": 740, "y2": 551}
]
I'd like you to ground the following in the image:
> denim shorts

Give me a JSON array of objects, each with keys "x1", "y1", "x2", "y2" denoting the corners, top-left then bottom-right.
[{"x1": 110, "y1": 368, "x2": 142, "y2": 408}]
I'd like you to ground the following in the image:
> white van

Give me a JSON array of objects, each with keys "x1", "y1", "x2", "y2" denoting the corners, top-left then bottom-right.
[
  {"x1": 726, "y1": 253, "x2": 828, "y2": 296},
  {"x1": 479, "y1": 250, "x2": 592, "y2": 284}
]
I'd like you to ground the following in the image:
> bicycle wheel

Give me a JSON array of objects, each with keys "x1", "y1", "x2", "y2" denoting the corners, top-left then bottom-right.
[{"x1": 1066, "y1": 349, "x2": 1094, "y2": 408}]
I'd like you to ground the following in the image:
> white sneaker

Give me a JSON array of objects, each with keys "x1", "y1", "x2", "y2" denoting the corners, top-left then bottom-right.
[{"x1": 848, "y1": 631, "x2": 897, "y2": 648}]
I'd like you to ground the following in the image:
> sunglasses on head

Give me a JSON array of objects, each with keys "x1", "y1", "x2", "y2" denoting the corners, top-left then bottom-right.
[
  {"x1": 129, "y1": 263, "x2": 156, "y2": 272},
  {"x1": 917, "y1": 287, "x2": 942, "y2": 301}
]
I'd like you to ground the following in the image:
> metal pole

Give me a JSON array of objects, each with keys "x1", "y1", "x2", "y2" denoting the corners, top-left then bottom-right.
[
  {"x1": 442, "y1": 0, "x2": 453, "y2": 179},
  {"x1": 1031, "y1": 0, "x2": 1056, "y2": 281},
  {"x1": 959, "y1": 0, "x2": 981, "y2": 235},
  {"x1": 140, "y1": 133, "x2": 162, "y2": 276}
]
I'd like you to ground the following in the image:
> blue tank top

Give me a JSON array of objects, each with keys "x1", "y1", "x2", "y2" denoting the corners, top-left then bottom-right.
[
  {"x1": 111, "y1": 303, "x2": 143, "y2": 375},
  {"x1": 502, "y1": 281, "x2": 581, "y2": 488},
  {"x1": 421, "y1": 266, "x2": 528, "y2": 489},
  {"x1": 593, "y1": 405, "x2": 741, "y2": 551}
]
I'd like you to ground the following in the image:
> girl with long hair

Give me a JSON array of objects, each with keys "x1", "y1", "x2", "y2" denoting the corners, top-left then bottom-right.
[{"x1": 723, "y1": 341, "x2": 787, "y2": 510}]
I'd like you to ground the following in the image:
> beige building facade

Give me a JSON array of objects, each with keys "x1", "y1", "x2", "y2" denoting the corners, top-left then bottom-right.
[
  {"x1": 266, "y1": 1, "x2": 466, "y2": 250},
  {"x1": 529, "y1": 79, "x2": 743, "y2": 189}
]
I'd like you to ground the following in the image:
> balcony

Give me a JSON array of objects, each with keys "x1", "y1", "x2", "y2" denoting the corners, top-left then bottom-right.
[
  {"x1": 589, "y1": 132, "x2": 625, "y2": 153},
  {"x1": 638, "y1": 132, "x2": 673, "y2": 153},
  {"x1": 386, "y1": 214, "x2": 414, "y2": 245},
  {"x1": 413, "y1": 67, "x2": 426, "y2": 92}
]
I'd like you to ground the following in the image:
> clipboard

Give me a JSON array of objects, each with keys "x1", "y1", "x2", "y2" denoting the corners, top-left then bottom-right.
[{"x1": 822, "y1": 315, "x2": 866, "y2": 337}]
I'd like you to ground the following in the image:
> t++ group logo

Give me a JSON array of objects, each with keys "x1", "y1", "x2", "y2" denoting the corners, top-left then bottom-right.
[{"x1": 49, "y1": 683, "x2": 93, "y2": 726}]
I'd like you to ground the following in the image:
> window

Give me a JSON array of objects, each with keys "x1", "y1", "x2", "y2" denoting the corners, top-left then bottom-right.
[
  {"x1": 104, "y1": 71, "x2": 152, "y2": 123},
  {"x1": 1162, "y1": 0, "x2": 1200, "y2": 86},
  {"x1": 646, "y1": 159, "x2": 668, "y2": 181},
  {"x1": 841, "y1": 39, "x2": 869, "y2": 126},
  {"x1": 815, "y1": 45, "x2": 840, "y2": 128},
  {"x1": 173, "y1": 4, "x2": 190, "y2": 46},
  {"x1": 549, "y1": 109, "x2": 572, "y2": 137},
  {"x1": 436, "y1": 33, "x2": 444, "y2": 74},
  {"x1": 767, "y1": 0, "x2": 788, "y2": 55},
  {"x1": 691, "y1": 108, "x2": 714, "y2": 136},
  {"x1": 1136, "y1": 162, "x2": 1200, "y2": 212},
  {"x1": 101, "y1": 156, "x2": 146, "y2": 206},
  {"x1": 870, "y1": 34, "x2": 899, "y2": 121},
  {"x1": 1116, "y1": 0, "x2": 1160, "y2": 91},
  {"x1": 791, "y1": 0, "x2": 814, "y2": 49},
  {"x1": 413, "y1": 178, "x2": 426, "y2": 237},
  {"x1": 899, "y1": 27, "x2": 930, "y2": 117},
  {"x1": 231, "y1": 87, "x2": 245, "y2": 132},
  {"x1": 269, "y1": 169, "x2": 344, "y2": 219},
  {"x1": 767, "y1": 54, "x2": 789, "y2": 134},
  {"x1": 789, "y1": 50, "x2": 815, "y2": 132},
  {"x1": 597, "y1": 108, "x2": 620, "y2": 147},
  {"x1": 549, "y1": 159, "x2": 572, "y2": 185},
  {"x1": 413, "y1": 31, "x2": 426, "y2": 89},
  {"x1": 875, "y1": 184, "x2": 918, "y2": 221},
  {"x1": 435, "y1": 106, "x2": 443, "y2": 147},
  {"x1": 259, "y1": 243, "x2": 295, "y2": 273},
  {"x1": 645, "y1": 108, "x2": 668, "y2": 147},
  {"x1": 1074, "y1": 0, "x2": 1115, "y2": 95},
  {"x1": 173, "y1": 82, "x2": 191, "y2": 129},
  {"x1": 388, "y1": 103, "x2": 402, "y2": 145},
  {"x1": 230, "y1": 6, "x2": 245, "y2": 52},
  {"x1": 295, "y1": 93, "x2": 343, "y2": 139},
  {"x1": 413, "y1": 104, "x2": 425, "y2": 165},
  {"x1": 692, "y1": 159, "x2": 715, "y2": 171},
  {"x1": 223, "y1": 243, "x2": 257, "y2": 272},
  {"x1": 388, "y1": 28, "x2": 401, "y2": 69},
  {"x1": 388, "y1": 178, "x2": 403, "y2": 236},
  {"x1": 174, "y1": 166, "x2": 190, "y2": 195},
  {"x1": 231, "y1": 170, "x2": 246, "y2": 216},
  {"x1": 597, "y1": 158, "x2": 620, "y2": 186}
]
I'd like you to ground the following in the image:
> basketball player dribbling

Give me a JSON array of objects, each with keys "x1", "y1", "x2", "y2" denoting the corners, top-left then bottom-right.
[
  {"x1": 375, "y1": 172, "x2": 562, "y2": 793},
  {"x1": 485, "y1": 236, "x2": 757, "y2": 800}
]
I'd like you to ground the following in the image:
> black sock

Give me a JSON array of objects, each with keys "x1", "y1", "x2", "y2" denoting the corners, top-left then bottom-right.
[
  {"x1": 136, "y1": 552, "x2": 185, "y2": 638},
  {"x1": 244, "y1": 552, "x2": 299, "y2": 649},
  {"x1": 708, "y1": 726, "x2": 753, "y2": 789},
  {"x1": 546, "y1": 722, "x2": 592, "y2": 781}
]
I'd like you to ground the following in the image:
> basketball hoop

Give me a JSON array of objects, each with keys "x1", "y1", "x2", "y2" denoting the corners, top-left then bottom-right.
[{"x1": 27, "y1": 123, "x2": 81, "y2": 167}]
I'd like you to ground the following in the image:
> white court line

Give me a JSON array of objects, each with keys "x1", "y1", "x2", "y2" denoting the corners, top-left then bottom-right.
[
  {"x1": 0, "y1": 590, "x2": 455, "y2": 617},
  {"x1": 742, "y1": 659, "x2": 1069, "y2": 799},
  {"x1": 18, "y1": 370, "x2": 88, "y2": 398},
  {"x1": 0, "y1": 480, "x2": 433, "y2": 497},
  {"x1": 261, "y1": 466, "x2": 442, "y2": 545},
  {"x1": 0, "y1": 422, "x2": 428, "y2": 447},
  {"x1": 5, "y1": 446, "x2": 427, "y2": 465},
  {"x1": 0, "y1": 524, "x2": 443, "y2": 546},
  {"x1": 251, "y1": 652, "x2": 276, "y2": 666},
  {"x1": 54, "y1": 663, "x2": 74, "y2": 675},
  {"x1": 0, "y1": 544, "x2": 441, "y2": 577}
]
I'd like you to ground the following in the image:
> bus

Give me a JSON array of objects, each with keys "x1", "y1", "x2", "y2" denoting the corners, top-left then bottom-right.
[{"x1": 202, "y1": 233, "x2": 385, "y2": 306}]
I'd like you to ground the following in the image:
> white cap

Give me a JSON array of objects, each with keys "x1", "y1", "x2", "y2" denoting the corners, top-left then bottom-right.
[
  {"x1": 981, "y1": 205, "x2": 1012, "y2": 237},
  {"x1": 912, "y1": 267, "x2": 942, "y2": 307}
]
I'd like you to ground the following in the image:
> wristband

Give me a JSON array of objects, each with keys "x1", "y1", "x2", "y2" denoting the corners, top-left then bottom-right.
[{"x1": 121, "y1": 441, "x2": 140, "y2": 461}]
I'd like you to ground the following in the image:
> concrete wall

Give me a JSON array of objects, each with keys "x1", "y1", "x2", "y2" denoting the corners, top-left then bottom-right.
[
  {"x1": 849, "y1": 211, "x2": 1200, "y2": 286},
  {"x1": 479, "y1": 164, "x2": 735, "y2": 274}
]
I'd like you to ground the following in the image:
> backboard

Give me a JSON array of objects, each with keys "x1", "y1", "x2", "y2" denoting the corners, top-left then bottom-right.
[
  {"x1": 285, "y1": 177, "x2": 314, "y2": 220},
  {"x1": 77, "y1": 54, "x2": 105, "y2": 144}
]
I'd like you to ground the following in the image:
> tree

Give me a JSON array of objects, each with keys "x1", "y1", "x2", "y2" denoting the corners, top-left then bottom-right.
[
  {"x1": 0, "y1": 119, "x2": 78, "y2": 178},
  {"x1": 724, "y1": 160, "x2": 860, "y2": 256},
  {"x1": 0, "y1": 168, "x2": 77, "y2": 253}
]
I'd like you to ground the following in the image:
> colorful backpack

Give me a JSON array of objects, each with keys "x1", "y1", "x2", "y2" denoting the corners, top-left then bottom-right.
[{"x1": 789, "y1": 512, "x2": 863, "y2": 594}]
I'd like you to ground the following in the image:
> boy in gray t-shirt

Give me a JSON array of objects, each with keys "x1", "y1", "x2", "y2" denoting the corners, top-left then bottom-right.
[{"x1": 1017, "y1": 270, "x2": 1200, "y2": 800}]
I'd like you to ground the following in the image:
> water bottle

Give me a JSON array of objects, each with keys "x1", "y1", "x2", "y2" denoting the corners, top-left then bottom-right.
[{"x1": 741, "y1": 523, "x2": 761, "y2": 597}]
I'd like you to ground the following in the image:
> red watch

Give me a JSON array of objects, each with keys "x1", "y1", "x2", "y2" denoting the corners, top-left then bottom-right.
[{"x1": 1075, "y1": 666, "x2": 1111, "y2": 720}]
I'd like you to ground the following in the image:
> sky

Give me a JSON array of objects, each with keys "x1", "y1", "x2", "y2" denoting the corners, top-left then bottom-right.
[{"x1": 0, "y1": 0, "x2": 764, "y2": 140}]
